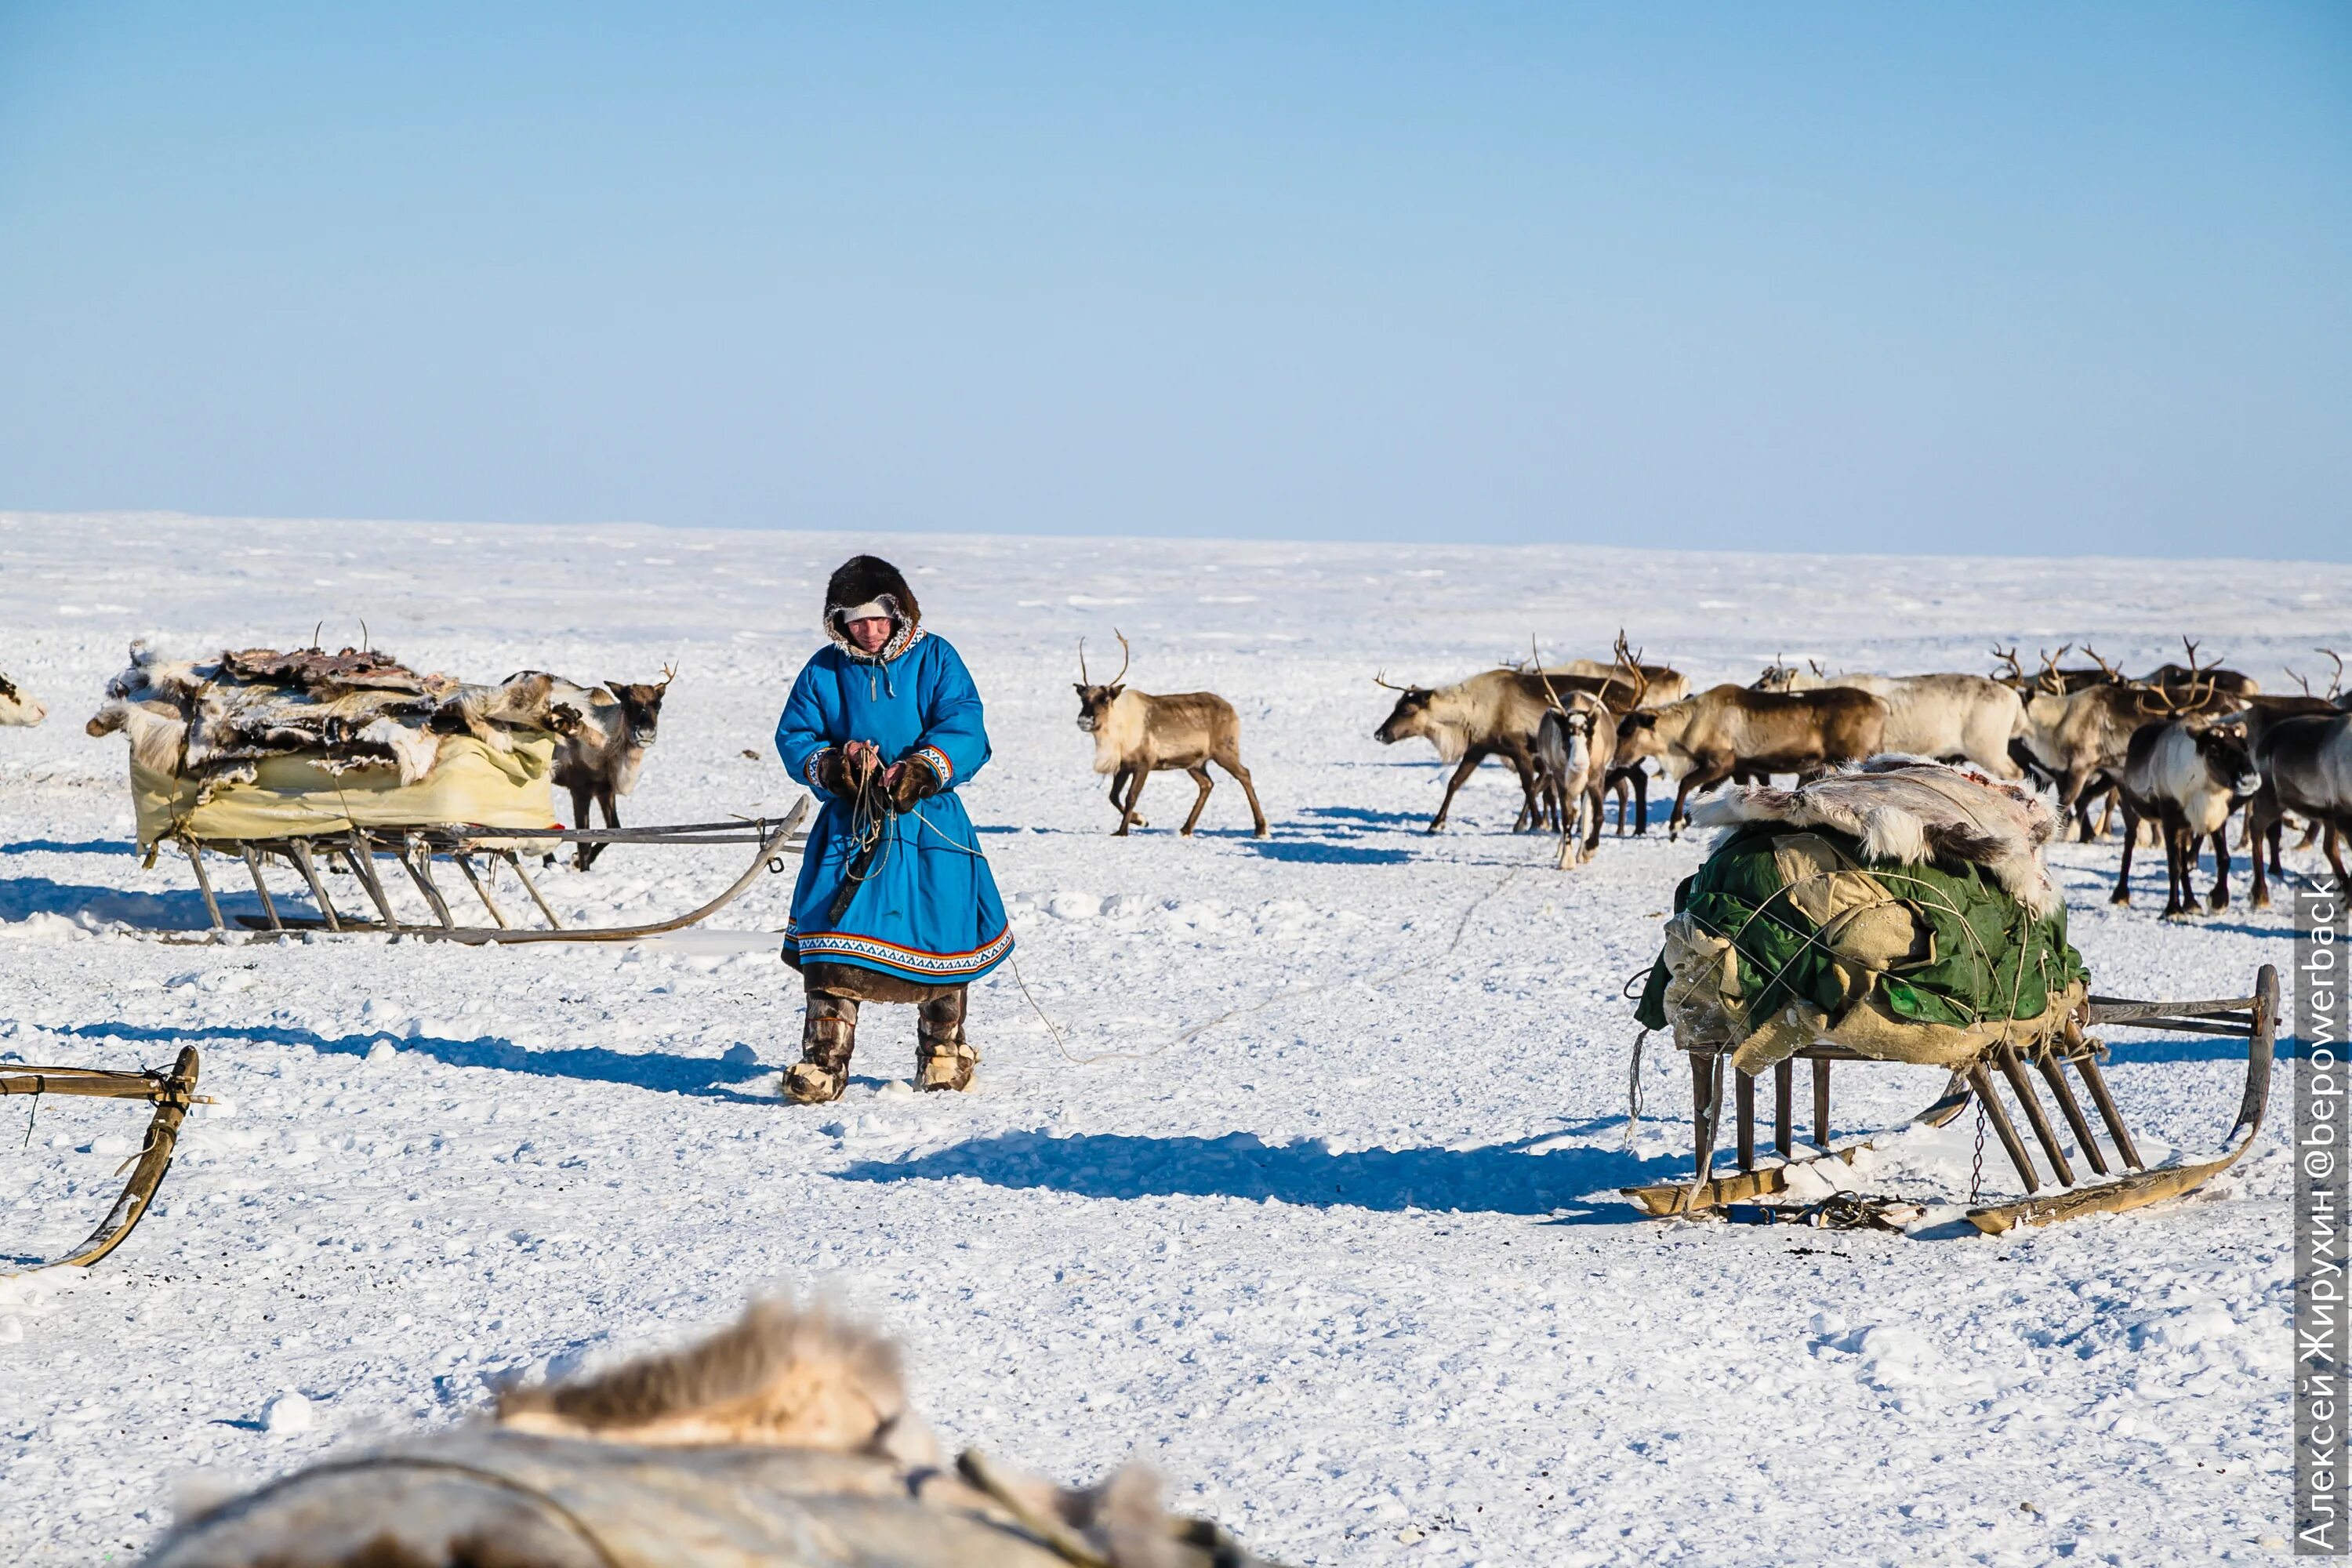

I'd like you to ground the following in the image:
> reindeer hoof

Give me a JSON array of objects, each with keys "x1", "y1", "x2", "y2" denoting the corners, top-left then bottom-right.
[{"x1": 2110, "y1": 890, "x2": 2130, "y2": 906}]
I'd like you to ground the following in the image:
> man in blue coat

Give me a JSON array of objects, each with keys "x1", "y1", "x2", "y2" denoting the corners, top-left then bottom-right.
[{"x1": 774, "y1": 555, "x2": 1013, "y2": 1102}]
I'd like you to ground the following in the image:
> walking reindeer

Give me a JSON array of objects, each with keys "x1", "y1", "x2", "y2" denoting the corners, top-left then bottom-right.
[{"x1": 1074, "y1": 632, "x2": 1268, "y2": 837}]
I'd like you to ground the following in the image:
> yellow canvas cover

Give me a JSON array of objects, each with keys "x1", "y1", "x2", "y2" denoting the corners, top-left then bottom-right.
[{"x1": 131, "y1": 735, "x2": 557, "y2": 848}]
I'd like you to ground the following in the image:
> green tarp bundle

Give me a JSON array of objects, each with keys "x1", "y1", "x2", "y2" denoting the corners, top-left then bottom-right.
[{"x1": 1634, "y1": 820, "x2": 2088, "y2": 1073}]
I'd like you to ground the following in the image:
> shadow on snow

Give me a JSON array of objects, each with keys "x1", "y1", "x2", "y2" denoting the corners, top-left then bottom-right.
[
  {"x1": 38, "y1": 1020, "x2": 776, "y2": 1102},
  {"x1": 836, "y1": 1125, "x2": 1685, "y2": 1221}
]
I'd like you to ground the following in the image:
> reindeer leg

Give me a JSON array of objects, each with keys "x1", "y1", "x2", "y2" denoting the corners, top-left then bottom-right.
[
  {"x1": 1584, "y1": 777, "x2": 1605, "y2": 855},
  {"x1": 565, "y1": 781, "x2": 595, "y2": 869},
  {"x1": 1670, "y1": 758, "x2": 1728, "y2": 841},
  {"x1": 1108, "y1": 767, "x2": 1134, "y2": 832},
  {"x1": 1630, "y1": 765, "x2": 1648, "y2": 837},
  {"x1": 2327, "y1": 818, "x2": 2350, "y2": 898},
  {"x1": 1428, "y1": 746, "x2": 1488, "y2": 833},
  {"x1": 2209, "y1": 818, "x2": 2234, "y2": 910},
  {"x1": 1610, "y1": 770, "x2": 1631, "y2": 837},
  {"x1": 1218, "y1": 752, "x2": 1269, "y2": 837},
  {"x1": 2249, "y1": 798, "x2": 2276, "y2": 910},
  {"x1": 1116, "y1": 768, "x2": 1151, "y2": 836},
  {"x1": 1503, "y1": 739, "x2": 1541, "y2": 833},
  {"x1": 1180, "y1": 764, "x2": 1214, "y2": 837},
  {"x1": 2111, "y1": 798, "x2": 2138, "y2": 905},
  {"x1": 578, "y1": 786, "x2": 618, "y2": 872}
]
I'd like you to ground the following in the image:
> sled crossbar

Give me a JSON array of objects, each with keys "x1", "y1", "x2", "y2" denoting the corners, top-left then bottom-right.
[
  {"x1": 169, "y1": 799, "x2": 809, "y2": 946},
  {"x1": 2, "y1": 1047, "x2": 202, "y2": 1273},
  {"x1": 1622, "y1": 964, "x2": 2278, "y2": 1235}
]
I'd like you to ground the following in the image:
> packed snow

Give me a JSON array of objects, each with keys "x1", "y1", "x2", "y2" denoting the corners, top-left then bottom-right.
[{"x1": 0, "y1": 511, "x2": 2340, "y2": 1565}]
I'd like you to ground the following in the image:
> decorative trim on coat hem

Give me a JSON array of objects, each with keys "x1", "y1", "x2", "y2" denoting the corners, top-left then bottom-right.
[
  {"x1": 784, "y1": 922, "x2": 1013, "y2": 980},
  {"x1": 912, "y1": 746, "x2": 953, "y2": 786}
]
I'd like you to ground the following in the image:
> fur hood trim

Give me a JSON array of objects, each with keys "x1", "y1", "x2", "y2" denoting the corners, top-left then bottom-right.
[
  {"x1": 1689, "y1": 757, "x2": 2063, "y2": 916},
  {"x1": 824, "y1": 555, "x2": 924, "y2": 663}
]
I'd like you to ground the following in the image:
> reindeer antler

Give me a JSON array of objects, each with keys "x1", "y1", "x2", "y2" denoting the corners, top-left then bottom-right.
[
  {"x1": 657, "y1": 660, "x2": 678, "y2": 688},
  {"x1": 1371, "y1": 670, "x2": 1414, "y2": 691},
  {"x1": 2179, "y1": 636, "x2": 2207, "y2": 677},
  {"x1": 1077, "y1": 638, "x2": 1091, "y2": 686},
  {"x1": 1613, "y1": 629, "x2": 1649, "y2": 708},
  {"x1": 1991, "y1": 645, "x2": 2026, "y2": 683},
  {"x1": 1109, "y1": 629, "x2": 1132, "y2": 688},
  {"x1": 2321, "y1": 648, "x2": 2345, "y2": 700},
  {"x1": 2080, "y1": 644, "x2": 2125, "y2": 684},
  {"x1": 1531, "y1": 637, "x2": 1568, "y2": 715},
  {"x1": 1806, "y1": 656, "x2": 1825, "y2": 678},
  {"x1": 2035, "y1": 644, "x2": 2072, "y2": 694}
]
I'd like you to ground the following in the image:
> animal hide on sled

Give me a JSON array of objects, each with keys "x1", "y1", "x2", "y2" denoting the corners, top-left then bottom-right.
[
  {"x1": 87, "y1": 641, "x2": 583, "y2": 801},
  {"x1": 145, "y1": 1294, "x2": 1289, "y2": 1568},
  {"x1": 1688, "y1": 756, "x2": 2062, "y2": 916}
]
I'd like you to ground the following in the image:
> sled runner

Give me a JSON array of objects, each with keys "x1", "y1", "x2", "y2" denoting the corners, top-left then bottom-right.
[
  {"x1": 2, "y1": 1047, "x2": 202, "y2": 1272},
  {"x1": 174, "y1": 804, "x2": 810, "y2": 945},
  {"x1": 1621, "y1": 760, "x2": 2278, "y2": 1232}
]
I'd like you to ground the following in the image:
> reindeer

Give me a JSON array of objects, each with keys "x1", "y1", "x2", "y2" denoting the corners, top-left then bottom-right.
[
  {"x1": 1075, "y1": 633, "x2": 1267, "y2": 837},
  {"x1": 509, "y1": 664, "x2": 677, "y2": 869},
  {"x1": 1532, "y1": 695, "x2": 1613, "y2": 867},
  {"x1": 2143, "y1": 637, "x2": 2259, "y2": 701},
  {"x1": 2246, "y1": 712, "x2": 2351, "y2": 908},
  {"x1": 2112, "y1": 713, "x2": 2261, "y2": 916},
  {"x1": 0, "y1": 672, "x2": 45, "y2": 727},
  {"x1": 1751, "y1": 663, "x2": 2025, "y2": 779},
  {"x1": 2013, "y1": 647, "x2": 2236, "y2": 840},
  {"x1": 1614, "y1": 684, "x2": 1888, "y2": 838},
  {"x1": 1371, "y1": 666, "x2": 1564, "y2": 833},
  {"x1": 1550, "y1": 632, "x2": 1683, "y2": 835}
]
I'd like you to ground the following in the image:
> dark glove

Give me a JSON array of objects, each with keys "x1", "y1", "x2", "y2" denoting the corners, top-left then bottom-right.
[
  {"x1": 812, "y1": 749, "x2": 852, "y2": 796},
  {"x1": 887, "y1": 757, "x2": 942, "y2": 812}
]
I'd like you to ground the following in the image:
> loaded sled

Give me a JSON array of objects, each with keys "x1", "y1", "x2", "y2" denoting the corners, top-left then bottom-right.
[
  {"x1": 90, "y1": 642, "x2": 808, "y2": 942},
  {"x1": 1622, "y1": 760, "x2": 2276, "y2": 1234}
]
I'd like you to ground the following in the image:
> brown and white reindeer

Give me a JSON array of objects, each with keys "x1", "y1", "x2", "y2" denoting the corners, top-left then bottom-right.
[
  {"x1": 1751, "y1": 663, "x2": 2026, "y2": 779},
  {"x1": 1613, "y1": 684, "x2": 1888, "y2": 839},
  {"x1": 1074, "y1": 632, "x2": 1267, "y2": 837},
  {"x1": 0, "y1": 671, "x2": 45, "y2": 727},
  {"x1": 2111, "y1": 710, "x2": 2262, "y2": 916},
  {"x1": 508, "y1": 664, "x2": 677, "y2": 869},
  {"x1": 1532, "y1": 695, "x2": 1614, "y2": 867},
  {"x1": 2011, "y1": 646, "x2": 2232, "y2": 840}
]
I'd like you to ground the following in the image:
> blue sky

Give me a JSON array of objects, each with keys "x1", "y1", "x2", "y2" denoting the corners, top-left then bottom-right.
[{"x1": 1, "y1": 3, "x2": 2344, "y2": 556}]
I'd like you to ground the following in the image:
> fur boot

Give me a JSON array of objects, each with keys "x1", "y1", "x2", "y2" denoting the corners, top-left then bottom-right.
[
  {"x1": 916, "y1": 987, "x2": 978, "y2": 1093},
  {"x1": 784, "y1": 990, "x2": 858, "y2": 1104}
]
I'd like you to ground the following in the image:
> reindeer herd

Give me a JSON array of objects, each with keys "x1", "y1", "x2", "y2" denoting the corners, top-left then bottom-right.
[{"x1": 1075, "y1": 630, "x2": 2352, "y2": 909}]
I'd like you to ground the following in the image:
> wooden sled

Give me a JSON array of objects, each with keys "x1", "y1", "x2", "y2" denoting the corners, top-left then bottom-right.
[
  {"x1": 2, "y1": 1047, "x2": 202, "y2": 1272},
  {"x1": 168, "y1": 800, "x2": 809, "y2": 946},
  {"x1": 1622, "y1": 963, "x2": 2278, "y2": 1234}
]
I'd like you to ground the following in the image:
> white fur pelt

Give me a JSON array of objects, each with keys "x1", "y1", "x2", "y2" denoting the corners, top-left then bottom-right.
[{"x1": 1689, "y1": 756, "x2": 2062, "y2": 916}]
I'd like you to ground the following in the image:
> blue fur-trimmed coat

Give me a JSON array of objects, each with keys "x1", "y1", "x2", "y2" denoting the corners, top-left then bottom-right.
[{"x1": 773, "y1": 630, "x2": 1013, "y2": 987}]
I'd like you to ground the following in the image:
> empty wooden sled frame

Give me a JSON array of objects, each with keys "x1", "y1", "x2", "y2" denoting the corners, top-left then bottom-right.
[
  {"x1": 1623, "y1": 964, "x2": 2278, "y2": 1235},
  {"x1": 2, "y1": 1047, "x2": 203, "y2": 1272}
]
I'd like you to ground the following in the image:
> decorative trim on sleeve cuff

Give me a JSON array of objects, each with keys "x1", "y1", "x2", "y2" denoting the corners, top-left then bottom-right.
[
  {"x1": 913, "y1": 746, "x2": 953, "y2": 787},
  {"x1": 804, "y1": 749, "x2": 836, "y2": 789}
]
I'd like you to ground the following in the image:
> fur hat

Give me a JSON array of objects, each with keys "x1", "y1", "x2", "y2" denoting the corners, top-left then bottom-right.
[{"x1": 822, "y1": 555, "x2": 923, "y2": 662}]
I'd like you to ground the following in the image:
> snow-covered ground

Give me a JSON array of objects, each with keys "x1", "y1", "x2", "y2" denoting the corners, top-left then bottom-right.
[{"x1": 0, "y1": 511, "x2": 2340, "y2": 1565}]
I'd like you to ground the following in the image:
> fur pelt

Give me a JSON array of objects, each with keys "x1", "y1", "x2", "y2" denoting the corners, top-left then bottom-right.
[
  {"x1": 822, "y1": 555, "x2": 924, "y2": 662},
  {"x1": 143, "y1": 1294, "x2": 1260, "y2": 1568},
  {"x1": 0, "y1": 670, "x2": 47, "y2": 727},
  {"x1": 1688, "y1": 757, "x2": 2062, "y2": 916},
  {"x1": 495, "y1": 1295, "x2": 938, "y2": 1465},
  {"x1": 89, "y1": 641, "x2": 579, "y2": 794}
]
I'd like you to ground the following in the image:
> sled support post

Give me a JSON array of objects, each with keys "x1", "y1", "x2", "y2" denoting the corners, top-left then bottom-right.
[
  {"x1": 452, "y1": 854, "x2": 508, "y2": 929},
  {"x1": 1995, "y1": 1044, "x2": 2074, "y2": 1186},
  {"x1": 1735, "y1": 1069, "x2": 1756, "y2": 1172},
  {"x1": 1773, "y1": 1060, "x2": 1793, "y2": 1157},
  {"x1": 1811, "y1": 1058, "x2": 1831, "y2": 1149},
  {"x1": 503, "y1": 851, "x2": 564, "y2": 930},
  {"x1": 1967, "y1": 1063, "x2": 2042, "y2": 1192},
  {"x1": 2072, "y1": 1053, "x2": 2144, "y2": 1171},
  {"x1": 238, "y1": 844, "x2": 283, "y2": 931},
  {"x1": 285, "y1": 838, "x2": 342, "y2": 933},
  {"x1": 341, "y1": 832, "x2": 401, "y2": 928},
  {"x1": 397, "y1": 837, "x2": 456, "y2": 929},
  {"x1": 2033, "y1": 1046, "x2": 2106, "y2": 1176},
  {"x1": 182, "y1": 838, "x2": 224, "y2": 931}
]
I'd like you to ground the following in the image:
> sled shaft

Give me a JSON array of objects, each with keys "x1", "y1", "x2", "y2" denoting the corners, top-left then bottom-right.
[
  {"x1": 2033, "y1": 1047, "x2": 2108, "y2": 1177},
  {"x1": 285, "y1": 838, "x2": 342, "y2": 933},
  {"x1": 1773, "y1": 1060, "x2": 1793, "y2": 1157},
  {"x1": 239, "y1": 844, "x2": 282, "y2": 931},
  {"x1": 2072, "y1": 1053, "x2": 2144, "y2": 1171}
]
